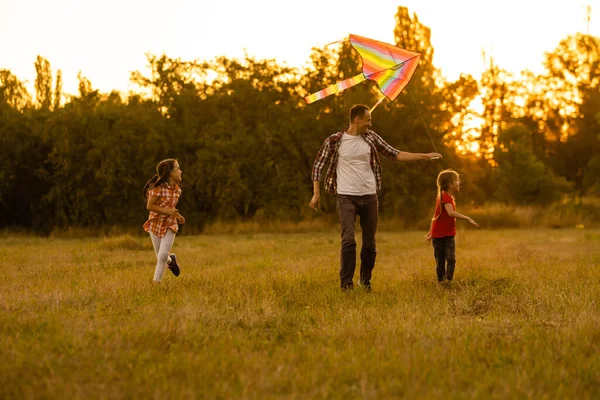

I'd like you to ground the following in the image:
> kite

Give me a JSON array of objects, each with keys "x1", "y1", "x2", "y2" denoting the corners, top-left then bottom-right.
[
  {"x1": 305, "y1": 34, "x2": 422, "y2": 111},
  {"x1": 305, "y1": 34, "x2": 439, "y2": 156}
]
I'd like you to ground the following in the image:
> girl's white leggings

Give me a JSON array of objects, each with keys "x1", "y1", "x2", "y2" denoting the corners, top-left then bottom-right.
[{"x1": 149, "y1": 230, "x2": 175, "y2": 282}]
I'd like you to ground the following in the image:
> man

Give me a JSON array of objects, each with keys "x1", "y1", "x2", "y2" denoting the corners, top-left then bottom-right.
[{"x1": 309, "y1": 104, "x2": 442, "y2": 292}]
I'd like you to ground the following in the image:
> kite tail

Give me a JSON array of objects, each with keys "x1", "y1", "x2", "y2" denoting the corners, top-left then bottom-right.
[{"x1": 305, "y1": 74, "x2": 366, "y2": 104}]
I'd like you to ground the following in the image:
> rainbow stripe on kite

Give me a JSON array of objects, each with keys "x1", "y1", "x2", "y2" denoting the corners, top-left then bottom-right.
[
  {"x1": 304, "y1": 74, "x2": 366, "y2": 104},
  {"x1": 305, "y1": 34, "x2": 421, "y2": 108}
]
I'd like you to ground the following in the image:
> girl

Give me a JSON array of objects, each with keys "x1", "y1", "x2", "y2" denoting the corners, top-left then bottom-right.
[
  {"x1": 143, "y1": 159, "x2": 185, "y2": 283},
  {"x1": 424, "y1": 169, "x2": 479, "y2": 282}
]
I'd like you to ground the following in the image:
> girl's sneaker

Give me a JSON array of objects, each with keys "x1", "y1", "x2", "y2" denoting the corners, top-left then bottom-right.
[{"x1": 168, "y1": 254, "x2": 180, "y2": 277}]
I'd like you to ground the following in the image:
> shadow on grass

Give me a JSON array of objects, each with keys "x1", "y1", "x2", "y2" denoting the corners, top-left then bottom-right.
[{"x1": 409, "y1": 275, "x2": 521, "y2": 317}]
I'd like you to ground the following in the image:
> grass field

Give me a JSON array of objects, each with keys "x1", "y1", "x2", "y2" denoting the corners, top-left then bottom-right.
[{"x1": 1, "y1": 228, "x2": 599, "y2": 399}]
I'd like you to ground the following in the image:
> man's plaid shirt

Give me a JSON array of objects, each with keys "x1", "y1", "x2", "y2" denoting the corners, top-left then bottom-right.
[{"x1": 311, "y1": 128, "x2": 400, "y2": 194}]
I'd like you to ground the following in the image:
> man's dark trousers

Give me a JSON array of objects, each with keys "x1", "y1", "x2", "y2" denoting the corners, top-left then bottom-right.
[{"x1": 337, "y1": 194, "x2": 378, "y2": 289}]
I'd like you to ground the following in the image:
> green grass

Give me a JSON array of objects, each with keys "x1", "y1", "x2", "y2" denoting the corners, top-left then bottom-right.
[{"x1": 1, "y1": 229, "x2": 599, "y2": 399}]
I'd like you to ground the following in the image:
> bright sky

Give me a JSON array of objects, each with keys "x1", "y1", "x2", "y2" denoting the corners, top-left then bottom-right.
[{"x1": 1, "y1": 0, "x2": 598, "y2": 96}]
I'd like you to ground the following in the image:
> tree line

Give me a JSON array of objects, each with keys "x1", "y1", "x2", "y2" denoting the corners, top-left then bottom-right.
[{"x1": 1, "y1": 7, "x2": 598, "y2": 233}]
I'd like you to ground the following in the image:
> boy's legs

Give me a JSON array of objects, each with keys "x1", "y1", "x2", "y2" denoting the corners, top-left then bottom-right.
[
  {"x1": 444, "y1": 237, "x2": 456, "y2": 280},
  {"x1": 432, "y1": 237, "x2": 447, "y2": 282},
  {"x1": 337, "y1": 195, "x2": 358, "y2": 290}
]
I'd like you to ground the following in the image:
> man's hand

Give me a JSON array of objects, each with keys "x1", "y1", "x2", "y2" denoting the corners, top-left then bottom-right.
[
  {"x1": 309, "y1": 193, "x2": 321, "y2": 211},
  {"x1": 424, "y1": 231, "x2": 432, "y2": 245},
  {"x1": 396, "y1": 152, "x2": 443, "y2": 161},
  {"x1": 467, "y1": 218, "x2": 479, "y2": 228}
]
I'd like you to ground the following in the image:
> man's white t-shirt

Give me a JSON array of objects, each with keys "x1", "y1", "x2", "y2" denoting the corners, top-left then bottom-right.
[{"x1": 336, "y1": 133, "x2": 376, "y2": 195}]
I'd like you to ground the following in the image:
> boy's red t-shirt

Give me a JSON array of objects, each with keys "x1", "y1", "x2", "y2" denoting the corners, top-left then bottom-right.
[{"x1": 431, "y1": 192, "x2": 456, "y2": 238}]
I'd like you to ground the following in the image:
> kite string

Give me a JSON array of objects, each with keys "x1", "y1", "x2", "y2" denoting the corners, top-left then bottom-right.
[
  {"x1": 324, "y1": 39, "x2": 346, "y2": 47},
  {"x1": 370, "y1": 96, "x2": 385, "y2": 113},
  {"x1": 408, "y1": 90, "x2": 438, "y2": 153}
]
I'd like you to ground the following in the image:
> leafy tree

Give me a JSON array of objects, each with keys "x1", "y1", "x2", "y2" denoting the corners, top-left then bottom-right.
[
  {"x1": 0, "y1": 70, "x2": 30, "y2": 110},
  {"x1": 540, "y1": 34, "x2": 600, "y2": 193},
  {"x1": 34, "y1": 56, "x2": 53, "y2": 111},
  {"x1": 53, "y1": 69, "x2": 62, "y2": 110},
  {"x1": 1, "y1": 22, "x2": 596, "y2": 232},
  {"x1": 0, "y1": 69, "x2": 52, "y2": 229},
  {"x1": 493, "y1": 125, "x2": 571, "y2": 204}
]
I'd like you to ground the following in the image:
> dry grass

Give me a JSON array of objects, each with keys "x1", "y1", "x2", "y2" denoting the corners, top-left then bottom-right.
[
  {"x1": 201, "y1": 197, "x2": 600, "y2": 234},
  {"x1": 465, "y1": 197, "x2": 600, "y2": 230},
  {"x1": 1, "y1": 229, "x2": 599, "y2": 399},
  {"x1": 202, "y1": 217, "x2": 337, "y2": 235}
]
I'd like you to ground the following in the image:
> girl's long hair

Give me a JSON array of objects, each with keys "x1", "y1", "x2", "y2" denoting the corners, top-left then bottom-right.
[
  {"x1": 432, "y1": 169, "x2": 459, "y2": 220},
  {"x1": 143, "y1": 158, "x2": 178, "y2": 200}
]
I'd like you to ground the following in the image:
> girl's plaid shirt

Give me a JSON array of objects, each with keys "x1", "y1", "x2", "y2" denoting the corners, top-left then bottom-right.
[
  {"x1": 143, "y1": 183, "x2": 182, "y2": 237},
  {"x1": 311, "y1": 129, "x2": 400, "y2": 194}
]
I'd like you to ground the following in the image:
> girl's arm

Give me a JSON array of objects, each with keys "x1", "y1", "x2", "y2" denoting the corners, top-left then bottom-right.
[
  {"x1": 444, "y1": 203, "x2": 479, "y2": 228},
  {"x1": 146, "y1": 196, "x2": 178, "y2": 216},
  {"x1": 424, "y1": 218, "x2": 434, "y2": 244}
]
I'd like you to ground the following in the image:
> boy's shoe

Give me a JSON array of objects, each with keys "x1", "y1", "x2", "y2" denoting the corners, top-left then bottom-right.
[{"x1": 168, "y1": 253, "x2": 180, "y2": 277}]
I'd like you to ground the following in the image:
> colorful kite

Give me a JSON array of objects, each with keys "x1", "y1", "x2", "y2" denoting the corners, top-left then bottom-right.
[{"x1": 305, "y1": 34, "x2": 422, "y2": 111}]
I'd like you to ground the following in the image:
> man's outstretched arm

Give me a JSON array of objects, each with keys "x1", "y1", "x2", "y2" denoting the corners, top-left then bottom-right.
[
  {"x1": 369, "y1": 131, "x2": 441, "y2": 161},
  {"x1": 396, "y1": 151, "x2": 442, "y2": 161}
]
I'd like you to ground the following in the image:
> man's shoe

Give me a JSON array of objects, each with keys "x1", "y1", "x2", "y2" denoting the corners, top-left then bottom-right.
[
  {"x1": 341, "y1": 284, "x2": 354, "y2": 292},
  {"x1": 168, "y1": 253, "x2": 181, "y2": 277},
  {"x1": 359, "y1": 281, "x2": 372, "y2": 293}
]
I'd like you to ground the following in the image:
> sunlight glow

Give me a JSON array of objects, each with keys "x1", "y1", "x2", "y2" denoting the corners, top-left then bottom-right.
[{"x1": 1, "y1": 0, "x2": 598, "y2": 95}]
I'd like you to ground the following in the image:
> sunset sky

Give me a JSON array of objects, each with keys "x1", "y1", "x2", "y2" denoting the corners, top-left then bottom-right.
[{"x1": 1, "y1": 0, "x2": 598, "y2": 96}]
